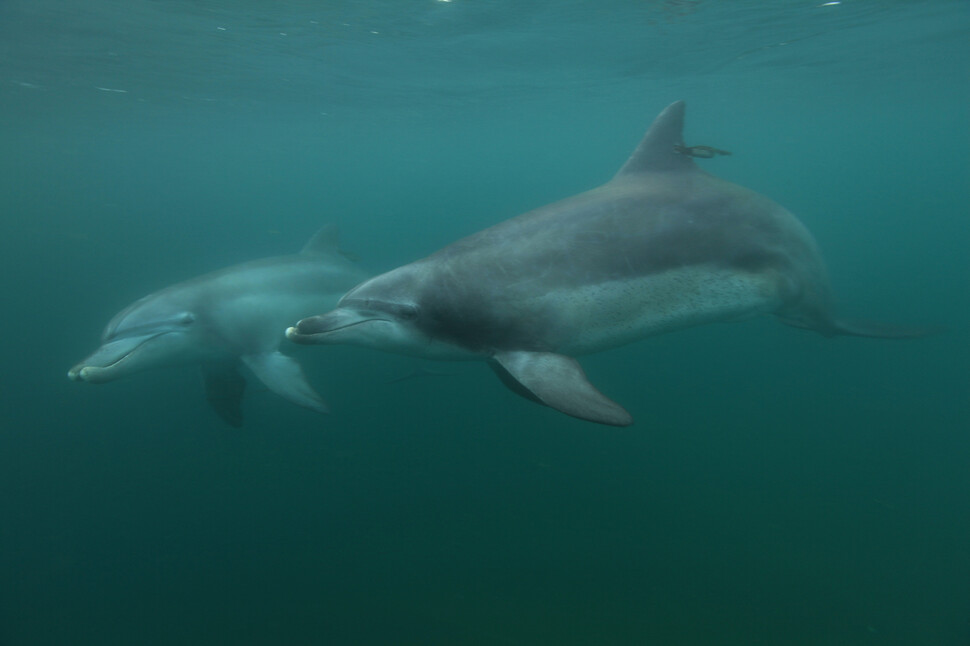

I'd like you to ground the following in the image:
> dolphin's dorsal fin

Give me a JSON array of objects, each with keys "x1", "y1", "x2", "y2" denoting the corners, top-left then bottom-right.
[
  {"x1": 301, "y1": 224, "x2": 359, "y2": 261},
  {"x1": 613, "y1": 100, "x2": 694, "y2": 178},
  {"x1": 301, "y1": 223, "x2": 342, "y2": 255}
]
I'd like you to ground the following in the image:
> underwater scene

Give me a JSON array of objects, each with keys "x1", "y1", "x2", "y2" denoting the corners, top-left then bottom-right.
[{"x1": 1, "y1": 1, "x2": 968, "y2": 644}]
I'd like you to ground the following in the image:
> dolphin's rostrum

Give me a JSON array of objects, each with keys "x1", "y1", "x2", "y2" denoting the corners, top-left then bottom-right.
[{"x1": 288, "y1": 102, "x2": 927, "y2": 426}]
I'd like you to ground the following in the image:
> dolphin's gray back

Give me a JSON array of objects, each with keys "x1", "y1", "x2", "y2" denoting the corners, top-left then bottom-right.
[{"x1": 433, "y1": 172, "x2": 816, "y2": 283}]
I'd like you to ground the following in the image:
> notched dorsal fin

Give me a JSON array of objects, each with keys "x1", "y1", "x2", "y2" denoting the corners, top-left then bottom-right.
[
  {"x1": 614, "y1": 100, "x2": 694, "y2": 178},
  {"x1": 301, "y1": 223, "x2": 356, "y2": 260}
]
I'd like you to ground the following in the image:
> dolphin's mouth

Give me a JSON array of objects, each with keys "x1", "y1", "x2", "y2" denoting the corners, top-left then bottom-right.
[
  {"x1": 286, "y1": 312, "x2": 386, "y2": 344},
  {"x1": 67, "y1": 332, "x2": 164, "y2": 383}
]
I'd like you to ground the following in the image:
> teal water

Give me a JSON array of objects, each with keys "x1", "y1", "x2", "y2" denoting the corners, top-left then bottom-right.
[{"x1": 2, "y1": 1, "x2": 969, "y2": 644}]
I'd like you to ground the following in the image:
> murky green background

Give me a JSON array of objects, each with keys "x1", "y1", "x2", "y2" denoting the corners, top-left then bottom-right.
[{"x1": 2, "y1": 1, "x2": 968, "y2": 644}]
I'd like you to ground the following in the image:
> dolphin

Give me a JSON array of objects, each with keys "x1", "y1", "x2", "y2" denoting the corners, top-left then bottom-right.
[
  {"x1": 286, "y1": 102, "x2": 925, "y2": 427},
  {"x1": 69, "y1": 225, "x2": 368, "y2": 426}
]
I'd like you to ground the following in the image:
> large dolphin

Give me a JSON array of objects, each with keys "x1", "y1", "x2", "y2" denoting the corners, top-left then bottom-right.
[
  {"x1": 69, "y1": 225, "x2": 368, "y2": 426},
  {"x1": 287, "y1": 102, "x2": 924, "y2": 427}
]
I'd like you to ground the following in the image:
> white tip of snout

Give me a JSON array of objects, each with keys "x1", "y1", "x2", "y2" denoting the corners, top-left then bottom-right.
[
  {"x1": 67, "y1": 365, "x2": 86, "y2": 381},
  {"x1": 285, "y1": 326, "x2": 299, "y2": 340},
  {"x1": 68, "y1": 365, "x2": 109, "y2": 383}
]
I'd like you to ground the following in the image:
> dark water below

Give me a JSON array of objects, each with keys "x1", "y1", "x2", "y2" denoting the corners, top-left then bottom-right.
[{"x1": 2, "y1": 1, "x2": 969, "y2": 644}]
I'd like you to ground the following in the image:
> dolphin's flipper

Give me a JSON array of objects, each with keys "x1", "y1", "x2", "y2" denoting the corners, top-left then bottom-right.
[
  {"x1": 241, "y1": 352, "x2": 329, "y2": 414},
  {"x1": 489, "y1": 351, "x2": 633, "y2": 427},
  {"x1": 201, "y1": 362, "x2": 247, "y2": 427}
]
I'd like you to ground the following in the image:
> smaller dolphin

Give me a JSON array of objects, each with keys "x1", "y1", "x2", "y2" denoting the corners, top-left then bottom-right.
[
  {"x1": 286, "y1": 102, "x2": 928, "y2": 427},
  {"x1": 69, "y1": 226, "x2": 368, "y2": 426}
]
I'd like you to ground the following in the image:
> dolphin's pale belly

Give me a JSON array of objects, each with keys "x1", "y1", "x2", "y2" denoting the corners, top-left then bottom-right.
[{"x1": 536, "y1": 264, "x2": 782, "y2": 355}]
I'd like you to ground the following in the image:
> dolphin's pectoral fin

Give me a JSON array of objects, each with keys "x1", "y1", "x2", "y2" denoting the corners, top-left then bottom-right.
[
  {"x1": 489, "y1": 351, "x2": 633, "y2": 427},
  {"x1": 241, "y1": 352, "x2": 329, "y2": 414},
  {"x1": 201, "y1": 362, "x2": 247, "y2": 428}
]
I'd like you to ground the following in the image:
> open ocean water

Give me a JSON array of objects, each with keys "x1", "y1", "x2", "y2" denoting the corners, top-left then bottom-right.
[{"x1": 1, "y1": 1, "x2": 968, "y2": 644}]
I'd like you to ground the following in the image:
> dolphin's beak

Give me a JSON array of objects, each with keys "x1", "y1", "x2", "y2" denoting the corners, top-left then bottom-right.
[
  {"x1": 68, "y1": 363, "x2": 116, "y2": 383},
  {"x1": 286, "y1": 309, "x2": 382, "y2": 345},
  {"x1": 67, "y1": 333, "x2": 159, "y2": 383}
]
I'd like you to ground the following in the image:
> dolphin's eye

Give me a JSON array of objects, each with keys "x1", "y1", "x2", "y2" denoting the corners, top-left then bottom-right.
[
  {"x1": 382, "y1": 303, "x2": 417, "y2": 320},
  {"x1": 397, "y1": 304, "x2": 418, "y2": 321},
  {"x1": 177, "y1": 312, "x2": 195, "y2": 326}
]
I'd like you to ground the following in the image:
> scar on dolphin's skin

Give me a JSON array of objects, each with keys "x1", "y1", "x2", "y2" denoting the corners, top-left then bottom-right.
[{"x1": 674, "y1": 144, "x2": 731, "y2": 158}]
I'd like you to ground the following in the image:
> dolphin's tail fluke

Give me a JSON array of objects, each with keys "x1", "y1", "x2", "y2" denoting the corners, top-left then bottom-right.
[
  {"x1": 780, "y1": 316, "x2": 941, "y2": 339},
  {"x1": 828, "y1": 319, "x2": 943, "y2": 339}
]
